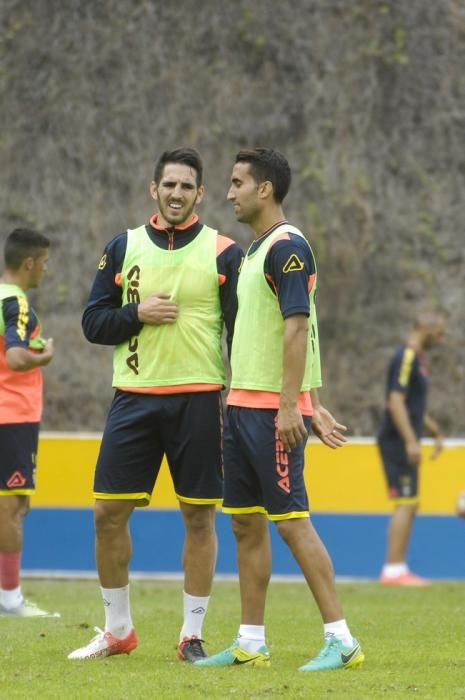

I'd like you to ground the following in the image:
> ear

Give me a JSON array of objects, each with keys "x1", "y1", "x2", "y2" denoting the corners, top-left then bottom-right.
[
  {"x1": 195, "y1": 184, "x2": 205, "y2": 205},
  {"x1": 24, "y1": 256, "x2": 34, "y2": 271},
  {"x1": 258, "y1": 180, "x2": 273, "y2": 200},
  {"x1": 149, "y1": 180, "x2": 158, "y2": 202}
]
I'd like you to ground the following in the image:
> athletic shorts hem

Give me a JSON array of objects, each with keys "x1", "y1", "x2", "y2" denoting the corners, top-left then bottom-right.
[
  {"x1": 0, "y1": 489, "x2": 34, "y2": 496},
  {"x1": 176, "y1": 494, "x2": 222, "y2": 506},
  {"x1": 93, "y1": 491, "x2": 150, "y2": 503},
  {"x1": 268, "y1": 510, "x2": 310, "y2": 521},
  {"x1": 222, "y1": 505, "x2": 268, "y2": 515},
  {"x1": 390, "y1": 496, "x2": 419, "y2": 505}
]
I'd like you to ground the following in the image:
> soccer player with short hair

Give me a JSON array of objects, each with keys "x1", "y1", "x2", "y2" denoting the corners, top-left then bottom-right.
[
  {"x1": 378, "y1": 311, "x2": 447, "y2": 586},
  {"x1": 68, "y1": 147, "x2": 243, "y2": 661},
  {"x1": 195, "y1": 148, "x2": 364, "y2": 672},
  {"x1": 0, "y1": 228, "x2": 58, "y2": 617}
]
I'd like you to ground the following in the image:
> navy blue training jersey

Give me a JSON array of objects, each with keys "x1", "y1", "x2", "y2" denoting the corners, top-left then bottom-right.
[
  {"x1": 82, "y1": 219, "x2": 243, "y2": 358},
  {"x1": 247, "y1": 221, "x2": 315, "y2": 319},
  {"x1": 378, "y1": 345, "x2": 429, "y2": 441}
]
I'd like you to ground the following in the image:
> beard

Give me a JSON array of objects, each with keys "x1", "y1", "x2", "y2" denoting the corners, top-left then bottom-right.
[{"x1": 158, "y1": 200, "x2": 196, "y2": 226}]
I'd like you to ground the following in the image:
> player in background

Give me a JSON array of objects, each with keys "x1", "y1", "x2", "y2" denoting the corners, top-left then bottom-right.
[
  {"x1": 0, "y1": 228, "x2": 58, "y2": 617},
  {"x1": 195, "y1": 148, "x2": 364, "y2": 672},
  {"x1": 68, "y1": 148, "x2": 243, "y2": 661},
  {"x1": 378, "y1": 311, "x2": 447, "y2": 586}
]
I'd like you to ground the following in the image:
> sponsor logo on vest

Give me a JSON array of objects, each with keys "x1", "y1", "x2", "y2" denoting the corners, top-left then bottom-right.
[
  {"x1": 282, "y1": 254, "x2": 304, "y2": 273},
  {"x1": 274, "y1": 417, "x2": 290, "y2": 494},
  {"x1": 7, "y1": 471, "x2": 27, "y2": 488},
  {"x1": 126, "y1": 265, "x2": 141, "y2": 375}
]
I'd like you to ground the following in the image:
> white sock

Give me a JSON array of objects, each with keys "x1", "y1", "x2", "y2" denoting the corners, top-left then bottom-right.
[
  {"x1": 179, "y1": 591, "x2": 210, "y2": 641},
  {"x1": 101, "y1": 585, "x2": 132, "y2": 638},
  {"x1": 0, "y1": 586, "x2": 23, "y2": 610},
  {"x1": 324, "y1": 619, "x2": 353, "y2": 647},
  {"x1": 237, "y1": 624, "x2": 266, "y2": 652},
  {"x1": 382, "y1": 563, "x2": 408, "y2": 578}
]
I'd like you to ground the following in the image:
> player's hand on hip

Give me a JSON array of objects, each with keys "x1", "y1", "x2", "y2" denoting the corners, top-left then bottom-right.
[
  {"x1": 277, "y1": 405, "x2": 308, "y2": 453},
  {"x1": 138, "y1": 292, "x2": 178, "y2": 325}
]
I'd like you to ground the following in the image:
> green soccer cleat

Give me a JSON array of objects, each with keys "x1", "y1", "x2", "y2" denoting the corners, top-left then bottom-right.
[
  {"x1": 299, "y1": 637, "x2": 364, "y2": 672},
  {"x1": 194, "y1": 640, "x2": 270, "y2": 667}
]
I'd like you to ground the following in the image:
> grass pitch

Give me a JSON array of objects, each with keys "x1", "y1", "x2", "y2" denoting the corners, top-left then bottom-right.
[{"x1": 1, "y1": 578, "x2": 464, "y2": 699}]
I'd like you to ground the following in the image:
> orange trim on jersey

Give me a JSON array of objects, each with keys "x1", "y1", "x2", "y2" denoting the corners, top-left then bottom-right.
[
  {"x1": 216, "y1": 234, "x2": 236, "y2": 256},
  {"x1": 115, "y1": 272, "x2": 122, "y2": 286},
  {"x1": 117, "y1": 383, "x2": 223, "y2": 395},
  {"x1": 218, "y1": 273, "x2": 226, "y2": 286},
  {"x1": 149, "y1": 213, "x2": 199, "y2": 231},
  {"x1": 265, "y1": 272, "x2": 277, "y2": 294},
  {"x1": 227, "y1": 389, "x2": 313, "y2": 415},
  {"x1": 269, "y1": 232, "x2": 291, "y2": 245},
  {"x1": 308, "y1": 272, "x2": 316, "y2": 293}
]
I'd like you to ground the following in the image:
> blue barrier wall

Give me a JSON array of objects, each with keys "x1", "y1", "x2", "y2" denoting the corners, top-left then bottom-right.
[{"x1": 23, "y1": 509, "x2": 465, "y2": 580}]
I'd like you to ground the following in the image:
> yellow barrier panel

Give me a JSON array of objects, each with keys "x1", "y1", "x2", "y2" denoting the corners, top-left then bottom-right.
[{"x1": 33, "y1": 433, "x2": 465, "y2": 514}]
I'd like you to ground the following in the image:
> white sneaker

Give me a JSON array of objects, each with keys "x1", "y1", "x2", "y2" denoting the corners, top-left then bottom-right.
[
  {"x1": 0, "y1": 599, "x2": 60, "y2": 618},
  {"x1": 68, "y1": 626, "x2": 138, "y2": 660}
]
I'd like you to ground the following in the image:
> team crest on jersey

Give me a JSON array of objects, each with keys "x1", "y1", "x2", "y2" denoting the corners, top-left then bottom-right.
[
  {"x1": 282, "y1": 254, "x2": 304, "y2": 273},
  {"x1": 98, "y1": 254, "x2": 107, "y2": 270}
]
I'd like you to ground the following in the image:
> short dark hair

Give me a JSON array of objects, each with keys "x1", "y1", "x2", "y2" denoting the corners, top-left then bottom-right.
[
  {"x1": 4, "y1": 228, "x2": 50, "y2": 271},
  {"x1": 153, "y1": 147, "x2": 203, "y2": 187},
  {"x1": 235, "y1": 148, "x2": 292, "y2": 203}
]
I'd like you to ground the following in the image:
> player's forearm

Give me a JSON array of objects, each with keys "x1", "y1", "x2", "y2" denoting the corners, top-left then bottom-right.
[
  {"x1": 424, "y1": 413, "x2": 442, "y2": 438},
  {"x1": 310, "y1": 388, "x2": 321, "y2": 409},
  {"x1": 82, "y1": 303, "x2": 142, "y2": 345},
  {"x1": 280, "y1": 315, "x2": 308, "y2": 408},
  {"x1": 387, "y1": 392, "x2": 417, "y2": 443}
]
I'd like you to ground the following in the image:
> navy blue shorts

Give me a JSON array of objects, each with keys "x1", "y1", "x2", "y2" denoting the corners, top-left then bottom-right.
[
  {"x1": 94, "y1": 390, "x2": 224, "y2": 506},
  {"x1": 223, "y1": 406, "x2": 311, "y2": 520},
  {"x1": 377, "y1": 436, "x2": 419, "y2": 501},
  {"x1": 0, "y1": 423, "x2": 39, "y2": 495}
]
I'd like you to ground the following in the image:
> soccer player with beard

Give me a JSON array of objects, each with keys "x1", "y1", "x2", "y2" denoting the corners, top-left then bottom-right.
[
  {"x1": 69, "y1": 148, "x2": 243, "y2": 662},
  {"x1": 195, "y1": 148, "x2": 364, "y2": 672}
]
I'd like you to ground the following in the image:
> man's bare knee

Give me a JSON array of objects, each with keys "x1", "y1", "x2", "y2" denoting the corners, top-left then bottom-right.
[
  {"x1": 94, "y1": 500, "x2": 133, "y2": 537},
  {"x1": 232, "y1": 513, "x2": 267, "y2": 545},
  {"x1": 181, "y1": 503, "x2": 216, "y2": 536},
  {"x1": 276, "y1": 517, "x2": 311, "y2": 547}
]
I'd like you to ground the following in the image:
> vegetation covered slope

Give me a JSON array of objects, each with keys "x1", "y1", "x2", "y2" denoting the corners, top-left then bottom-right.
[{"x1": 1, "y1": 0, "x2": 464, "y2": 434}]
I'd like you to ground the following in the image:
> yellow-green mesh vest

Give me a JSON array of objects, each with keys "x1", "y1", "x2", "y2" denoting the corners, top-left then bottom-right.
[
  {"x1": 112, "y1": 225, "x2": 225, "y2": 387},
  {"x1": 0, "y1": 283, "x2": 45, "y2": 350},
  {"x1": 230, "y1": 224, "x2": 321, "y2": 392}
]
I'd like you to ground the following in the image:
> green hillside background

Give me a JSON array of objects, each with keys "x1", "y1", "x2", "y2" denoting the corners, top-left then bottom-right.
[{"x1": 1, "y1": 0, "x2": 464, "y2": 435}]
